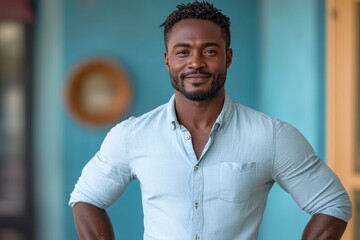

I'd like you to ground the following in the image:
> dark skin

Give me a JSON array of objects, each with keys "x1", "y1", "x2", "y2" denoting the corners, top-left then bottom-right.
[
  {"x1": 73, "y1": 19, "x2": 348, "y2": 239},
  {"x1": 73, "y1": 202, "x2": 115, "y2": 240},
  {"x1": 302, "y1": 214, "x2": 347, "y2": 240}
]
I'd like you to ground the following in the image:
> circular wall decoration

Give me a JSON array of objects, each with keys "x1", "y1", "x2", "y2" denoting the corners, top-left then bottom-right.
[{"x1": 65, "y1": 58, "x2": 132, "y2": 126}]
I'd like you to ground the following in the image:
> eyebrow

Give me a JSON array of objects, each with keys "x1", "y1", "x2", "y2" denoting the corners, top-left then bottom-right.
[
  {"x1": 172, "y1": 42, "x2": 221, "y2": 48},
  {"x1": 202, "y1": 42, "x2": 221, "y2": 48}
]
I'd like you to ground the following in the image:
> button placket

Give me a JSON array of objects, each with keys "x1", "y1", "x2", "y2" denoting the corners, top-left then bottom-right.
[
  {"x1": 180, "y1": 129, "x2": 197, "y2": 163},
  {"x1": 191, "y1": 161, "x2": 203, "y2": 240}
]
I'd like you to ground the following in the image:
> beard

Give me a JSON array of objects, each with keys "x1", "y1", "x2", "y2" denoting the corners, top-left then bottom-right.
[{"x1": 170, "y1": 69, "x2": 227, "y2": 101}]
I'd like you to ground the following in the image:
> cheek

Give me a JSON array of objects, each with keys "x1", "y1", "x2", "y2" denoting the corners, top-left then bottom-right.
[
  {"x1": 207, "y1": 56, "x2": 227, "y2": 71},
  {"x1": 209, "y1": 63, "x2": 227, "y2": 75},
  {"x1": 168, "y1": 60, "x2": 185, "y2": 74}
]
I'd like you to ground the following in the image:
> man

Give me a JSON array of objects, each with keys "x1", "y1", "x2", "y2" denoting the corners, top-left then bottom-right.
[{"x1": 69, "y1": 2, "x2": 352, "y2": 239}]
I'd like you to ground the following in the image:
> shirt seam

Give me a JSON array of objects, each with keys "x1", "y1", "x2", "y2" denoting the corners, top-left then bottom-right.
[
  {"x1": 271, "y1": 119, "x2": 277, "y2": 180},
  {"x1": 125, "y1": 119, "x2": 134, "y2": 179}
]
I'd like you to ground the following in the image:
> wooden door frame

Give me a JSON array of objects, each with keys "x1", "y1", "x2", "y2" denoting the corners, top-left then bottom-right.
[{"x1": 326, "y1": 0, "x2": 359, "y2": 238}]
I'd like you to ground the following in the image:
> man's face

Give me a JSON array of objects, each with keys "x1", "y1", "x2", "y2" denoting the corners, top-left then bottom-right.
[{"x1": 164, "y1": 19, "x2": 232, "y2": 101}]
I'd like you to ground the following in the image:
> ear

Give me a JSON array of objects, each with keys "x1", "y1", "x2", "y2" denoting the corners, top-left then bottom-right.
[
  {"x1": 226, "y1": 48, "x2": 233, "y2": 69},
  {"x1": 164, "y1": 51, "x2": 169, "y2": 71}
]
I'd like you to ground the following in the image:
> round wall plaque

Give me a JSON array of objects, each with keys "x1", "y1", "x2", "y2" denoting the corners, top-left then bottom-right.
[{"x1": 65, "y1": 58, "x2": 132, "y2": 126}]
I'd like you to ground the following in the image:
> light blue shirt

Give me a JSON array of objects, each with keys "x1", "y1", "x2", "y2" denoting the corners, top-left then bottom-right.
[{"x1": 69, "y1": 94, "x2": 352, "y2": 240}]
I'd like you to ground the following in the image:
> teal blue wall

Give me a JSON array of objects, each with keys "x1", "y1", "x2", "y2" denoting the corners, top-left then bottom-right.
[{"x1": 34, "y1": 0, "x2": 325, "y2": 239}]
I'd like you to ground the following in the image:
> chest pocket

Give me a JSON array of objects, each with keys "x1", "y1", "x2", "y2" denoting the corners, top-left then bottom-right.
[{"x1": 219, "y1": 162, "x2": 256, "y2": 204}]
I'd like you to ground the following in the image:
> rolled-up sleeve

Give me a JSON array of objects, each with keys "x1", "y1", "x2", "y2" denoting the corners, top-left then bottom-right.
[
  {"x1": 272, "y1": 121, "x2": 352, "y2": 222},
  {"x1": 69, "y1": 120, "x2": 133, "y2": 209}
]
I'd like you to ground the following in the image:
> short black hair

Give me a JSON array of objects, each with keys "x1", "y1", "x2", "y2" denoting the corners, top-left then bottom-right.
[{"x1": 160, "y1": 1, "x2": 231, "y2": 49}]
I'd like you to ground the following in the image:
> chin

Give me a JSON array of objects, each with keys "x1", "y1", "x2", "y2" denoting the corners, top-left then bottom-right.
[{"x1": 183, "y1": 90, "x2": 216, "y2": 101}]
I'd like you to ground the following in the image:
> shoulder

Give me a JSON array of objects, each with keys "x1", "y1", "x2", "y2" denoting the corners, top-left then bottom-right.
[
  {"x1": 106, "y1": 101, "x2": 171, "y2": 141},
  {"x1": 125, "y1": 102, "x2": 169, "y2": 129},
  {"x1": 100, "y1": 102, "x2": 170, "y2": 155},
  {"x1": 231, "y1": 102, "x2": 277, "y2": 131},
  {"x1": 234, "y1": 103, "x2": 273, "y2": 120},
  {"x1": 227, "y1": 101, "x2": 311, "y2": 149},
  {"x1": 231, "y1": 102, "x2": 305, "y2": 137},
  {"x1": 111, "y1": 102, "x2": 168, "y2": 129}
]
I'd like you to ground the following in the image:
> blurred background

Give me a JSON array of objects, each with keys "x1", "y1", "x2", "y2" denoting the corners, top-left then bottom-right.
[{"x1": 0, "y1": 0, "x2": 358, "y2": 239}]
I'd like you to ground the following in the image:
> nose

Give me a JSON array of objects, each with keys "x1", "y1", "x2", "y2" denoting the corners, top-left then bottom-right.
[{"x1": 188, "y1": 53, "x2": 206, "y2": 69}]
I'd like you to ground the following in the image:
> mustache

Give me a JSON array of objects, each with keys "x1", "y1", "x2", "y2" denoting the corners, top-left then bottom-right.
[{"x1": 180, "y1": 70, "x2": 212, "y2": 79}]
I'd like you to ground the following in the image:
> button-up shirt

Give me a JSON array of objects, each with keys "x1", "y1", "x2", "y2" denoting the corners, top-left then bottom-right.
[{"x1": 69, "y1": 94, "x2": 352, "y2": 240}]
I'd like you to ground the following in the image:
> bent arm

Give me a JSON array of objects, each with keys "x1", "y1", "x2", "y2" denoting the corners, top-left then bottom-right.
[
  {"x1": 302, "y1": 213, "x2": 347, "y2": 240},
  {"x1": 73, "y1": 202, "x2": 115, "y2": 240}
]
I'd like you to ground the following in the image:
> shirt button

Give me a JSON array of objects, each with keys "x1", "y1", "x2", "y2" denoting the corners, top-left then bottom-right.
[
  {"x1": 194, "y1": 165, "x2": 200, "y2": 171},
  {"x1": 194, "y1": 201, "x2": 199, "y2": 209},
  {"x1": 185, "y1": 135, "x2": 191, "y2": 140},
  {"x1": 193, "y1": 234, "x2": 200, "y2": 240}
]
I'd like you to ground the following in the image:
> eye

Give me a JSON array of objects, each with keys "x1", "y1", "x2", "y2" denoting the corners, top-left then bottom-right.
[
  {"x1": 175, "y1": 50, "x2": 190, "y2": 57},
  {"x1": 204, "y1": 49, "x2": 217, "y2": 56}
]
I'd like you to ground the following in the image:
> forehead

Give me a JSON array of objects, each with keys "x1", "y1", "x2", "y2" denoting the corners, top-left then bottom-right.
[{"x1": 167, "y1": 19, "x2": 225, "y2": 48}]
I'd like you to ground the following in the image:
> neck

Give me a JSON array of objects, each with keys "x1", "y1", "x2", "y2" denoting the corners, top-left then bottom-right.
[{"x1": 174, "y1": 89, "x2": 225, "y2": 130}]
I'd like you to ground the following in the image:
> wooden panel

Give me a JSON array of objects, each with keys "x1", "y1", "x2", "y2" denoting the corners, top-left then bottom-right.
[{"x1": 327, "y1": 0, "x2": 359, "y2": 239}]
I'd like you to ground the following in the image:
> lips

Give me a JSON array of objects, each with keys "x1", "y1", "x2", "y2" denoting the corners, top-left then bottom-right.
[
  {"x1": 181, "y1": 70, "x2": 212, "y2": 79},
  {"x1": 184, "y1": 74, "x2": 211, "y2": 85},
  {"x1": 182, "y1": 71, "x2": 212, "y2": 83},
  {"x1": 185, "y1": 74, "x2": 210, "y2": 78}
]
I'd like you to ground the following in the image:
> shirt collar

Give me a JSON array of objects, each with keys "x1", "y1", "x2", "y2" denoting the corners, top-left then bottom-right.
[
  {"x1": 167, "y1": 93, "x2": 234, "y2": 132},
  {"x1": 215, "y1": 93, "x2": 234, "y2": 132}
]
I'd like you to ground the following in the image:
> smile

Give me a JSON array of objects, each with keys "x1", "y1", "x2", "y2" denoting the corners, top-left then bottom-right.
[{"x1": 184, "y1": 74, "x2": 211, "y2": 83}]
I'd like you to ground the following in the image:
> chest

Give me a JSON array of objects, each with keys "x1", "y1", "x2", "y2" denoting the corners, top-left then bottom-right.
[
  {"x1": 191, "y1": 129, "x2": 211, "y2": 159},
  {"x1": 129, "y1": 130, "x2": 273, "y2": 202}
]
